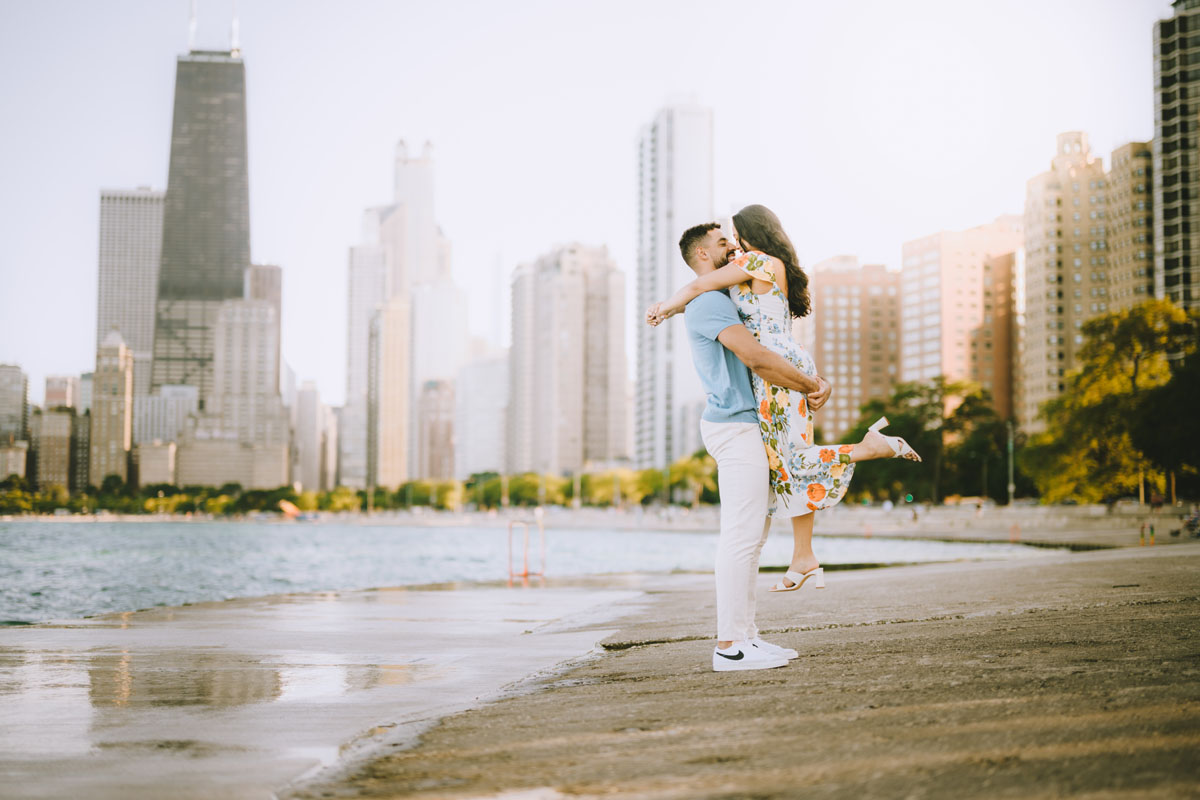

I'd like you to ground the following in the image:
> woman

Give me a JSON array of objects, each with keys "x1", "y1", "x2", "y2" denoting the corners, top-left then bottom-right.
[{"x1": 646, "y1": 204, "x2": 920, "y2": 593}]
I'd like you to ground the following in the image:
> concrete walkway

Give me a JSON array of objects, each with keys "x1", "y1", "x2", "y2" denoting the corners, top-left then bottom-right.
[{"x1": 295, "y1": 543, "x2": 1200, "y2": 800}]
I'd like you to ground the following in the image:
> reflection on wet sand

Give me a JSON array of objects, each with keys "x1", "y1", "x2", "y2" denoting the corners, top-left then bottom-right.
[
  {"x1": 0, "y1": 584, "x2": 641, "y2": 797},
  {"x1": 86, "y1": 652, "x2": 421, "y2": 708},
  {"x1": 88, "y1": 651, "x2": 283, "y2": 708}
]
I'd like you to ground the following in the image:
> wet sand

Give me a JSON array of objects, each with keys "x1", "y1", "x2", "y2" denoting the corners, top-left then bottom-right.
[
  {"x1": 293, "y1": 542, "x2": 1200, "y2": 800},
  {"x1": 0, "y1": 581, "x2": 649, "y2": 800}
]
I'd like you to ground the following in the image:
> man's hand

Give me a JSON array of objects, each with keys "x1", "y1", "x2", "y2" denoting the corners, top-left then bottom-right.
[
  {"x1": 716, "y1": 324, "x2": 820, "y2": 395},
  {"x1": 808, "y1": 376, "x2": 831, "y2": 411}
]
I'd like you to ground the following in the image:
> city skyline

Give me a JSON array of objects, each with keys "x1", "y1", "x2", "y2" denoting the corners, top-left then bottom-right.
[{"x1": 0, "y1": 1, "x2": 1166, "y2": 407}]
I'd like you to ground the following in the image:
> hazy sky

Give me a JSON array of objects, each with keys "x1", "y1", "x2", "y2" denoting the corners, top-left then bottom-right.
[{"x1": 0, "y1": 0, "x2": 1168, "y2": 406}]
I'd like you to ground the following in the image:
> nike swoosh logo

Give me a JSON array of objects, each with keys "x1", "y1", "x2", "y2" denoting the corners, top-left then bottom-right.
[{"x1": 716, "y1": 650, "x2": 745, "y2": 661}]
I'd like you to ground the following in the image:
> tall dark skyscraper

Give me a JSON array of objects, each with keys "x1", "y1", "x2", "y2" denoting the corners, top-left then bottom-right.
[
  {"x1": 1154, "y1": 0, "x2": 1200, "y2": 308},
  {"x1": 152, "y1": 50, "x2": 251, "y2": 403}
]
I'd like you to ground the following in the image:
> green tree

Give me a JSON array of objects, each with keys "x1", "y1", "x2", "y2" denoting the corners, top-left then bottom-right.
[
  {"x1": 1130, "y1": 341, "x2": 1200, "y2": 498},
  {"x1": 0, "y1": 485, "x2": 32, "y2": 514},
  {"x1": 669, "y1": 451, "x2": 716, "y2": 507},
  {"x1": 322, "y1": 486, "x2": 363, "y2": 512},
  {"x1": 1021, "y1": 300, "x2": 1195, "y2": 503},
  {"x1": 584, "y1": 468, "x2": 641, "y2": 507},
  {"x1": 635, "y1": 469, "x2": 664, "y2": 505},
  {"x1": 433, "y1": 480, "x2": 464, "y2": 510},
  {"x1": 295, "y1": 491, "x2": 320, "y2": 512}
]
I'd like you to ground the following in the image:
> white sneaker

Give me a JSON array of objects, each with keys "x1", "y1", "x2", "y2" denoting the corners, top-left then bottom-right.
[
  {"x1": 750, "y1": 637, "x2": 798, "y2": 659},
  {"x1": 712, "y1": 641, "x2": 788, "y2": 672}
]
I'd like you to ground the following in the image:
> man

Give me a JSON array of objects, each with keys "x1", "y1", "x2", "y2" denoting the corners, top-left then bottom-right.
[{"x1": 673, "y1": 222, "x2": 830, "y2": 672}]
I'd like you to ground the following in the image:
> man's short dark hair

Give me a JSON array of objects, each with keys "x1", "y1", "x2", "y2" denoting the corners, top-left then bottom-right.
[{"x1": 679, "y1": 222, "x2": 722, "y2": 267}]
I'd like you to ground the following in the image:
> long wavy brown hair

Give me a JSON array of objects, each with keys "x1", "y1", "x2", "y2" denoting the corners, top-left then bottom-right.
[{"x1": 732, "y1": 204, "x2": 811, "y2": 319}]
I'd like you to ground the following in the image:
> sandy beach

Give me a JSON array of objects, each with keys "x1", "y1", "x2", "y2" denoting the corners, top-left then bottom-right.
[
  {"x1": 290, "y1": 540, "x2": 1200, "y2": 800},
  {"x1": 1, "y1": 517, "x2": 1196, "y2": 799}
]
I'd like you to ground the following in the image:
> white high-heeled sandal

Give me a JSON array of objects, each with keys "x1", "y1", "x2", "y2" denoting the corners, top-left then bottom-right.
[
  {"x1": 868, "y1": 417, "x2": 922, "y2": 462},
  {"x1": 769, "y1": 566, "x2": 825, "y2": 593}
]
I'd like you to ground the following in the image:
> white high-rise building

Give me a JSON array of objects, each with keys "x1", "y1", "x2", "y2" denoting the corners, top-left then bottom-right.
[
  {"x1": 411, "y1": 278, "x2": 467, "y2": 477},
  {"x1": 172, "y1": 298, "x2": 289, "y2": 489},
  {"x1": 388, "y1": 140, "x2": 439, "y2": 294},
  {"x1": 342, "y1": 138, "x2": 443, "y2": 489},
  {"x1": 634, "y1": 105, "x2": 714, "y2": 468},
  {"x1": 320, "y1": 404, "x2": 338, "y2": 490},
  {"x1": 133, "y1": 384, "x2": 199, "y2": 444},
  {"x1": 455, "y1": 350, "x2": 508, "y2": 479},
  {"x1": 387, "y1": 141, "x2": 458, "y2": 478},
  {"x1": 244, "y1": 264, "x2": 282, "y2": 393},
  {"x1": 508, "y1": 244, "x2": 627, "y2": 475},
  {"x1": 295, "y1": 382, "x2": 322, "y2": 491},
  {"x1": 411, "y1": 279, "x2": 468, "y2": 386},
  {"x1": 96, "y1": 188, "x2": 164, "y2": 398},
  {"x1": 208, "y1": 299, "x2": 288, "y2": 446},
  {"x1": 340, "y1": 211, "x2": 389, "y2": 490}
]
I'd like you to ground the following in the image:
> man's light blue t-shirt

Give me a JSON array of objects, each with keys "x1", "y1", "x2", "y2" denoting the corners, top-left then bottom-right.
[{"x1": 683, "y1": 291, "x2": 758, "y2": 425}]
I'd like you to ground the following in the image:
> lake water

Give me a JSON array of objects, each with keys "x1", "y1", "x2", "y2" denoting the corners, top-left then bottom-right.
[{"x1": 0, "y1": 519, "x2": 1060, "y2": 623}]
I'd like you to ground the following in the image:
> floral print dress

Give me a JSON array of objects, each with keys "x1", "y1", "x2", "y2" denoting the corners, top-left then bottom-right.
[{"x1": 728, "y1": 251, "x2": 855, "y2": 517}]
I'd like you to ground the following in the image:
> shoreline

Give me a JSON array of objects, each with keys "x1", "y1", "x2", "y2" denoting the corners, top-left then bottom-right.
[
  {"x1": 3, "y1": 525, "x2": 1195, "y2": 798},
  {"x1": 4, "y1": 503, "x2": 1185, "y2": 547},
  {"x1": 291, "y1": 543, "x2": 1200, "y2": 800},
  {"x1": 3, "y1": 517, "x2": 1178, "y2": 626}
]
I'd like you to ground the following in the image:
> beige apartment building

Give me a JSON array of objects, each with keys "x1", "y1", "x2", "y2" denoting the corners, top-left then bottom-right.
[
  {"x1": 175, "y1": 433, "x2": 288, "y2": 490},
  {"x1": 796, "y1": 257, "x2": 901, "y2": 439},
  {"x1": 90, "y1": 331, "x2": 134, "y2": 485},
  {"x1": 44, "y1": 376, "x2": 80, "y2": 410},
  {"x1": 136, "y1": 440, "x2": 177, "y2": 487},
  {"x1": 31, "y1": 409, "x2": 72, "y2": 490},
  {"x1": 0, "y1": 441, "x2": 28, "y2": 481},
  {"x1": 1020, "y1": 132, "x2": 1109, "y2": 432},
  {"x1": 368, "y1": 295, "x2": 411, "y2": 489},
  {"x1": 976, "y1": 252, "x2": 1019, "y2": 420},
  {"x1": 1106, "y1": 142, "x2": 1154, "y2": 312},
  {"x1": 416, "y1": 379, "x2": 455, "y2": 480},
  {"x1": 900, "y1": 216, "x2": 1023, "y2": 412}
]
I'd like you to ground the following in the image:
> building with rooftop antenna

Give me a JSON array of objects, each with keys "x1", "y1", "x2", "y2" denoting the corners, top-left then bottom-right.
[{"x1": 151, "y1": 32, "x2": 251, "y2": 404}]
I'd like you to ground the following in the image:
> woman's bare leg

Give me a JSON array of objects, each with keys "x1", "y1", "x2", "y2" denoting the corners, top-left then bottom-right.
[{"x1": 780, "y1": 512, "x2": 819, "y2": 588}]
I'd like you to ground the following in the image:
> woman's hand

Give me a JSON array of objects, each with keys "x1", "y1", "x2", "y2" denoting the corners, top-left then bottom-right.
[{"x1": 645, "y1": 302, "x2": 678, "y2": 327}]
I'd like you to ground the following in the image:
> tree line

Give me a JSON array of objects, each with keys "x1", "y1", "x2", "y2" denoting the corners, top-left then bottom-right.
[{"x1": 2, "y1": 300, "x2": 1195, "y2": 516}]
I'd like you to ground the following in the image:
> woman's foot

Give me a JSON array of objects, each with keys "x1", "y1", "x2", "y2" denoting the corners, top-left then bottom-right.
[
  {"x1": 771, "y1": 561, "x2": 823, "y2": 591},
  {"x1": 853, "y1": 417, "x2": 922, "y2": 462}
]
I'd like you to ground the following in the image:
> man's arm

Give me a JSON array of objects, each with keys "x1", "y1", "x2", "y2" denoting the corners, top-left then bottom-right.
[{"x1": 717, "y1": 323, "x2": 826, "y2": 396}]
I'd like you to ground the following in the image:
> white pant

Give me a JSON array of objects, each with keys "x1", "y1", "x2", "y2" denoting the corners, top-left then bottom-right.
[{"x1": 701, "y1": 419, "x2": 772, "y2": 642}]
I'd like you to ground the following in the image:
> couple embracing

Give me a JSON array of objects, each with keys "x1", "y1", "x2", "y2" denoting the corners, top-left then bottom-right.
[{"x1": 645, "y1": 204, "x2": 921, "y2": 672}]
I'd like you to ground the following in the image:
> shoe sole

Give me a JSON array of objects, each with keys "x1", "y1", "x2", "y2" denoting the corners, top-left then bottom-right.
[{"x1": 712, "y1": 657, "x2": 789, "y2": 672}]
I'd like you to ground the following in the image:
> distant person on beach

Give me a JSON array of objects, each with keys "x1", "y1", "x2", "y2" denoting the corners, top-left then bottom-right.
[{"x1": 646, "y1": 211, "x2": 922, "y2": 670}]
